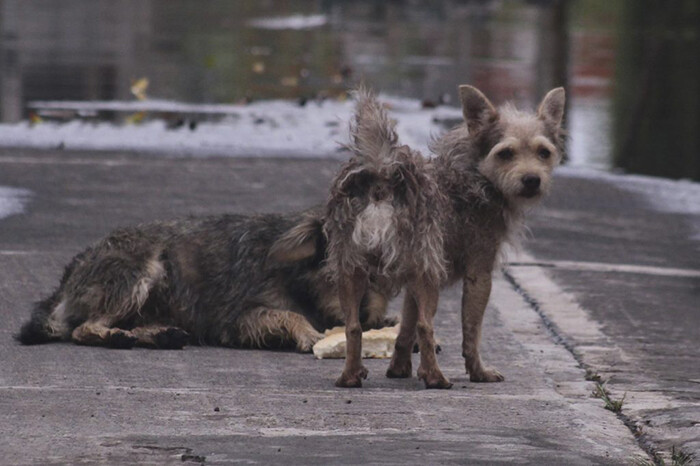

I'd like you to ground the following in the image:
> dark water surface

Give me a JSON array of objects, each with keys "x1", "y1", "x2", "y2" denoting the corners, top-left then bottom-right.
[{"x1": 1, "y1": 0, "x2": 698, "y2": 179}]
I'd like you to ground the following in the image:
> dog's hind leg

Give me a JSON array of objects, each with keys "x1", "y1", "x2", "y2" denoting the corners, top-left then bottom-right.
[
  {"x1": 69, "y1": 255, "x2": 166, "y2": 349},
  {"x1": 235, "y1": 308, "x2": 323, "y2": 352},
  {"x1": 130, "y1": 326, "x2": 190, "y2": 349},
  {"x1": 462, "y1": 273, "x2": 504, "y2": 382},
  {"x1": 335, "y1": 269, "x2": 369, "y2": 388},
  {"x1": 71, "y1": 320, "x2": 137, "y2": 349},
  {"x1": 413, "y1": 281, "x2": 452, "y2": 389},
  {"x1": 386, "y1": 292, "x2": 418, "y2": 378}
]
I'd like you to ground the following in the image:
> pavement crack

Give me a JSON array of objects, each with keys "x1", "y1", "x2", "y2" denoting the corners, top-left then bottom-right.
[{"x1": 502, "y1": 268, "x2": 663, "y2": 466}]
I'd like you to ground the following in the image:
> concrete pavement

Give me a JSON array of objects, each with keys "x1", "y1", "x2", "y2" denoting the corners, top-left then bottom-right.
[
  {"x1": 1, "y1": 148, "x2": 694, "y2": 464},
  {"x1": 511, "y1": 170, "x2": 700, "y2": 462}
]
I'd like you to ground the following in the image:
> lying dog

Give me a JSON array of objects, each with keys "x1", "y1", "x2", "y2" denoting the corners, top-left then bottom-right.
[{"x1": 17, "y1": 209, "x2": 392, "y2": 351}]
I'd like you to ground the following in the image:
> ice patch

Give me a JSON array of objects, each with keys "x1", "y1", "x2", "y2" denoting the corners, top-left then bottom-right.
[
  {"x1": 0, "y1": 97, "x2": 462, "y2": 159},
  {"x1": 247, "y1": 14, "x2": 327, "y2": 30},
  {"x1": 0, "y1": 186, "x2": 31, "y2": 220}
]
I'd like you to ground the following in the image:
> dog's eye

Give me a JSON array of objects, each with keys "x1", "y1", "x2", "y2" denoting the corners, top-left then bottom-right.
[
  {"x1": 538, "y1": 147, "x2": 551, "y2": 159},
  {"x1": 497, "y1": 148, "x2": 514, "y2": 161}
]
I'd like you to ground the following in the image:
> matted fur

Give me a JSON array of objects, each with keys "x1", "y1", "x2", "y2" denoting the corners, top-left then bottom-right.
[
  {"x1": 324, "y1": 88, "x2": 447, "y2": 288},
  {"x1": 387, "y1": 84, "x2": 566, "y2": 382},
  {"x1": 324, "y1": 88, "x2": 449, "y2": 388},
  {"x1": 16, "y1": 209, "x2": 393, "y2": 351}
]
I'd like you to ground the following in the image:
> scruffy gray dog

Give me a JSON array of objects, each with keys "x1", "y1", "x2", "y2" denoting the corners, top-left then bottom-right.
[
  {"x1": 16, "y1": 210, "x2": 393, "y2": 351},
  {"x1": 324, "y1": 88, "x2": 449, "y2": 388},
  {"x1": 384, "y1": 85, "x2": 566, "y2": 384}
]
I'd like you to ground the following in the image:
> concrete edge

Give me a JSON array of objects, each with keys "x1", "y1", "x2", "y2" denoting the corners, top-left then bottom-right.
[{"x1": 505, "y1": 250, "x2": 697, "y2": 464}]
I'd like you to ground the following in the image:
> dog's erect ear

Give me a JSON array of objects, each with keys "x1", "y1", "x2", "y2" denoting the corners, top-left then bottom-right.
[
  {"x1": 458, "y1": 85, "x2": 496, "y2": 134},
  {"x1": 538, "y1": 87, "x2": 566, "y2": 126},
  {"x1": 268, "y1": 214, "x2": 322, "y2": 264}
]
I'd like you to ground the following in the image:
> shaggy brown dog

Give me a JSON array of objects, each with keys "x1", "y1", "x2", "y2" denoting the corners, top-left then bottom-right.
[
  {"x1": 16, "y1": 209, "x2": 394, "y2": 351},
  {"x1": 324, "y1": 88, "x2": 450, "y2": 388}
]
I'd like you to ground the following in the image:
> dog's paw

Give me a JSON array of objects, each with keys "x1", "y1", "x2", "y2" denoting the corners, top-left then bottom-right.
[
  {"x1": 154, "y1": 327, "x2": 190, "y2": 350},
  {"x1": 335, "y1": 366, "x2": 369, "y2": 388},
  {"x1": 295, "y1": 330, "x2": 324, "y2": 353},
  {"x1": 469, "y1": 367, "x2": 504, "y2": 383},
  {"x1": 417, "y1": 365, "x2": 453, "y2": 389},
  {"x1": 106, "y1": 329, "x2": 137, "y2": 349},
  {"x1": 386, "y1": 358, "x2": 412, "y2": 378}
]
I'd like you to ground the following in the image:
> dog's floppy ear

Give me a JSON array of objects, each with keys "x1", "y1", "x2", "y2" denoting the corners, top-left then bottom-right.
[
  {"x1": 268, "y1": 214, "x2": 323, "y2": 264},
  {"x1": 538, "y1": 87, "x2": 566, "y2": 126},
  {"x1": 458, "y1": 85, "x2": 496, "y2": 134}
]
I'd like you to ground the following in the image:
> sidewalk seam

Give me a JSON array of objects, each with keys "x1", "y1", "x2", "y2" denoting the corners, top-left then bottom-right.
[{"x1": 502, "y1": 268, "x2": 661, "y2": 465}]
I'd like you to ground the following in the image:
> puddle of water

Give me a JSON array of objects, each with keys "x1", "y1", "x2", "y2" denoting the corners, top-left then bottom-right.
[{"x1": 0, "y1": 0, "x2": 697, "y2": 180}]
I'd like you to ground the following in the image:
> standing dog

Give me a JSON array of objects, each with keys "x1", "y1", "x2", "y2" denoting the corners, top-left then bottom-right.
[
  {"x1": 324, "y1": 88, "x2": 449, "y2": 388},
  {"x1": 16, "y1": 210, "x2": 393, "y2": 351},
  {"x1": 385, "y1": 85, "x2": 566, "y2": 383}
]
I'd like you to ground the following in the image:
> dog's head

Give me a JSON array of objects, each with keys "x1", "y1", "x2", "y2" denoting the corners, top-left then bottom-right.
[{"x1": 458, "y1": 85, "x2": 566, "y2": 207}]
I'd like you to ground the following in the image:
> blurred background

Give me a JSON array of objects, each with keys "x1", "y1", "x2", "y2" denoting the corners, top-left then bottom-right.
[{"x1": 0, "y1": 0, "x2": 698, "y2": 180}]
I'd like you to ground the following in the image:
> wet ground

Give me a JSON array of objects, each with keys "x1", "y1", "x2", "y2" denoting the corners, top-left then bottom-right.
[
  {"x1": 0, "y1": 148, "x2": 645, "y2": 464},
  {"x1": 0, "y1": 148, "x2": 698, "y2": 463}
]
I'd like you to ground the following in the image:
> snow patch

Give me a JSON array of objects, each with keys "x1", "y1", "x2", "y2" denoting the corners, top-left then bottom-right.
[
  {"x1": 0, "y1": 96, "x2": 462, "y2": 159},
  {"x1": 0, "y1": 186, "x2": 31, "y2": 220},
  {"x1": 558, "y1": 165, "x2": 700, "y2": 240},
  {"x1": 247, "y1": 14, "x2": 327, "y2": 30}
]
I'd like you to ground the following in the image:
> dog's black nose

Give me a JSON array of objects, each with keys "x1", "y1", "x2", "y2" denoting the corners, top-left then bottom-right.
[{"x1": 522, "y1": 175, "x2": 541, "y2": 190}]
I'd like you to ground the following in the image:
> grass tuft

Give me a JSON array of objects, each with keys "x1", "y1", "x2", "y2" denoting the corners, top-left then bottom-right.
[{"x1": 591, "y1": 382, "x2": 625, "y2": 413}]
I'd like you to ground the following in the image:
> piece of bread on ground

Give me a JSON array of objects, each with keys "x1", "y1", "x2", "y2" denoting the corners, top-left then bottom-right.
[{"x1": 313, "y1": 325, "x2": 399, "y2": 359}]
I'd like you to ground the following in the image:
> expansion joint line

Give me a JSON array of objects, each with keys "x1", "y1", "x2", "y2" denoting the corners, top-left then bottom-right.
[{"x1": 501, "y1": 268, "x2": 663, "y2": 466}]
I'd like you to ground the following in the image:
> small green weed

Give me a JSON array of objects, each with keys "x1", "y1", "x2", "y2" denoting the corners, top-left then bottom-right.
[{"x1": 591, "y1": 382, "x2": 625, "y2": 413}]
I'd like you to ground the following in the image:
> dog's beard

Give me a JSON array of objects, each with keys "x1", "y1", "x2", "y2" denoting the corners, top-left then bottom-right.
[{"x1": 351, "y1": 201, "x2": 396, "y2": 253}]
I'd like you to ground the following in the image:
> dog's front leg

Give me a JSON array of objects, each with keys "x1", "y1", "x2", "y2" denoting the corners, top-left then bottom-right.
[
  {"x1": 462, "y1": 272, "x2": 504, "y2": 382},
  {"x1": 414, "y1": 281, "x2": 452, "y2": 389},
  {"x1": 386, "y1": 292, "x2": 418, "y2": 378},
  {"x1": 335, "y1": 269, "x2": 369, "y2": 388}
]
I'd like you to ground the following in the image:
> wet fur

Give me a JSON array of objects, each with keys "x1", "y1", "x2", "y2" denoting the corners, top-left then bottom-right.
[
  {"x1": 416, "y1": 85, "x2": 566, "y2": 382},
  {"x1": 17, "y1": 210, "x2": 392, "y2": 351},
  {"x1": 325, "y1": 88, "x2": 450, "y2": 388}
]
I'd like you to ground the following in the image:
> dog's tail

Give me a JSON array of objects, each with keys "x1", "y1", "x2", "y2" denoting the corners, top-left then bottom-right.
[
  {"x1": 16, "y1": 294, "x2": 65, "y2": 345},
  {"x1": 268, "y1": 212, "x2": 325, "y2": 264},
  {"x1": 347, "y1": 86, "x2": 399, "y2": 165}
]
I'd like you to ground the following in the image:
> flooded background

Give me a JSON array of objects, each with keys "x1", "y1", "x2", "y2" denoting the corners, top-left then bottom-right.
[{"x1": 0, "y1": 0, "x2": 698, "y2": 180}]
